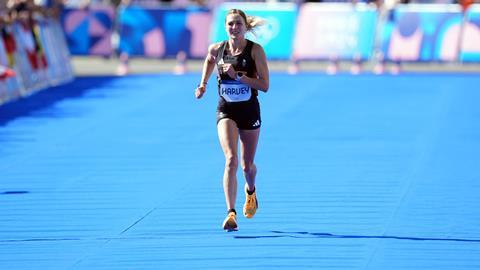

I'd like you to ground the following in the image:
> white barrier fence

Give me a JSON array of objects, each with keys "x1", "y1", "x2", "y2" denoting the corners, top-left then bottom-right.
[{"x1": 0, "y1": 17, "x2": 74, "y2": 106}]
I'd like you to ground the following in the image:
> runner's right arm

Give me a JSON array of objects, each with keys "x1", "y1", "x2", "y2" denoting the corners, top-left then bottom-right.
[{"x1": 196, "y1": 43, "x2": 220, "y2": 99}]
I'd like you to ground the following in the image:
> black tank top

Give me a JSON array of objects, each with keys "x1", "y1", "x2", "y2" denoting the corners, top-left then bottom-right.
[{"x1": 216, "y1": 40, "x2": 258, "y2": 100}]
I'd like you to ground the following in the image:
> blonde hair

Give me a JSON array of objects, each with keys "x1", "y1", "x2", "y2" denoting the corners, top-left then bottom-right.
[{"x1": 226, "y1": 9, "x2": 266, "y2": 35}]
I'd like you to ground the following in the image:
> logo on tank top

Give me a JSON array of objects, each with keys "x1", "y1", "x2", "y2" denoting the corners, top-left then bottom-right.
[
  {"x1": 224, "y1": 55, "x2": 237, "y2": 65},
  {"x1": 242, "y1": 59, "x2": 246, "y2": 67}
]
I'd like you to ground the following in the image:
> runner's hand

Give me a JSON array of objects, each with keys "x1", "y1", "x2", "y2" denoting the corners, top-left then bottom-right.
[
  {"x1": 222, "y1": 64, "x2": 236, "y2": 79},
  {"x1": 195, "y1": 85, "x2": 206, "y2": 99}
]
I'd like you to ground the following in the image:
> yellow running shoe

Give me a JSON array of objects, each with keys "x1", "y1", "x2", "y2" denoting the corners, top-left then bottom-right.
[
  {"x1": 243, "y1": 186, "x2": 258, "y2": 218},
  {"x1": 222, "y1": 211, "x2": 238, "y2": 231}
]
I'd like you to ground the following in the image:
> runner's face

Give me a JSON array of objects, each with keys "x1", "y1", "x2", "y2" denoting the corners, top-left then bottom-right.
[{"x1": 225, "y1": 14, "x2": 246, "y2": 39}]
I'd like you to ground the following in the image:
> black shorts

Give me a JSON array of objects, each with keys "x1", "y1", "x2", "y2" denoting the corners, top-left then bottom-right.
[{"x1": 216, "y1": 100, "x2": 261, "y2": 130}]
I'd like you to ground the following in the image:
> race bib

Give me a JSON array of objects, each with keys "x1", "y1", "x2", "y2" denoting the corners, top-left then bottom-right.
[{"x1": 219, "y1": 81, "x2": 251, "y2": 102}]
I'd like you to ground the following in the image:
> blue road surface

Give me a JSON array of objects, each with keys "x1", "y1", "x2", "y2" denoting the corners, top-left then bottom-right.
[{"x1": 1, "y1": 73, "x2": 480, "y2": 269}]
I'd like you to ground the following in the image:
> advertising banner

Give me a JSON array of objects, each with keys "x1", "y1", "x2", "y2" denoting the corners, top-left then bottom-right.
[
  {"x1": 62, "y1": 6, "x2": 114, "y2": 56},
  {"x1": 293, "y1": 3, "x2": 378, "y2": 60},
  {"x1": 380, "y1": 4, "x2": 463, "y2": 62},
  {"x1": 460, "y1": 4, "x2": 480, "y2": 62},
  {"x1": 118, "y1": 7, "x2": 211, "y2": 58},
  {"x1": 210, "y1": 2, "x2": 297, "y2": 60}
]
